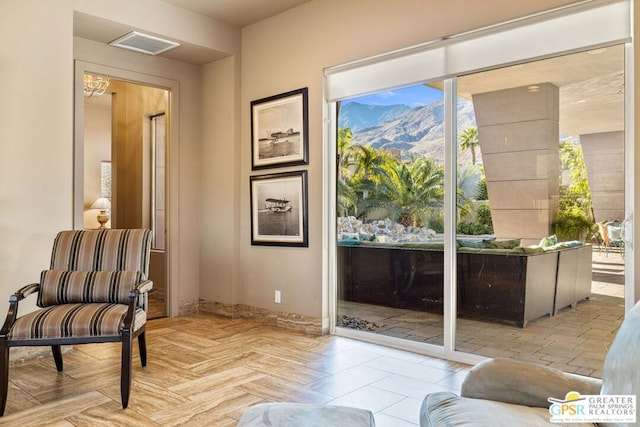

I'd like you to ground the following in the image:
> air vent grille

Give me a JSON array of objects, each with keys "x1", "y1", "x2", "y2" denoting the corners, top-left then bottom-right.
[{"x1": 109, "y1": 31, "x2": 180, "y2": 55}]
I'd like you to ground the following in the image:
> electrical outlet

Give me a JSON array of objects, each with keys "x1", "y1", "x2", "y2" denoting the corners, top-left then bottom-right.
[{"x1": 275, "y1": 290, "x2": 281, "y2": 303}]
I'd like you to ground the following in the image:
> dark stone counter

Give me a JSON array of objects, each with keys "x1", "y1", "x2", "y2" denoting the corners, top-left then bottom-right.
[{"x1": 338, "y1": 243, "x2": 592, "y2": 327}]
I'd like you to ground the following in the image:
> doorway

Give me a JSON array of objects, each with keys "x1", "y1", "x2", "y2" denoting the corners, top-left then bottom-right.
[{"x1": 82, "y1": 76, "x2": 169, "y2": 319}]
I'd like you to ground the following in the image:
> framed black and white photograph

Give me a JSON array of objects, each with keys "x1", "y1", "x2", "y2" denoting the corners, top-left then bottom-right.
[
  {"x1": 250, "y1": 170, "x2": 308, "y2": 247},
  {"x1": 251, "y1": 87, "x2": 308, "y2": 170}
]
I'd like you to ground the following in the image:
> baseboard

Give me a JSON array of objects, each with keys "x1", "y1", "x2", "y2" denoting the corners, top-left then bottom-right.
[{"x1": 197, "y1": 299, "x2": 323, "y2": 334}]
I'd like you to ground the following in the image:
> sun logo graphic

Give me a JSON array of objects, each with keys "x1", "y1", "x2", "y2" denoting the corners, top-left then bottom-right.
[
  {"x1": 548, "y1": 391, "x2": 586, "y2": 418},
  {"x1": 548, "y1": 391, "x2": 636, "y2": 423}
]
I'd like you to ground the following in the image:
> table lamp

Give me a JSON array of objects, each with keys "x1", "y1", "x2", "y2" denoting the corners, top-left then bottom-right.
[{"x1": 91, "y1": 197, "x2": 111, "y2": 229}]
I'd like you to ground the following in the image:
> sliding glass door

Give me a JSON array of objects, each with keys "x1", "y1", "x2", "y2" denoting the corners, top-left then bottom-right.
[
  {"x1": 336, "y1": 83, "x2": 446, "y2": 346},
  {"x1": 328, "y1": 0, "x2": 632, "y2": 370},
  {"x1": 454, "y1": 47, "x2": 626, "y2": 375}
]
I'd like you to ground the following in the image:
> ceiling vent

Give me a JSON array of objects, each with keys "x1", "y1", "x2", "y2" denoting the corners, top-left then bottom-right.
[{"x1": 109, "y1": 31, "x2": 180, "y2": 55}]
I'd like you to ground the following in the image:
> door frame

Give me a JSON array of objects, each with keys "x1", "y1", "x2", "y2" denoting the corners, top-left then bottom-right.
[{"x1": 74, "y1": 60, "x2": 179, "y2": 317}]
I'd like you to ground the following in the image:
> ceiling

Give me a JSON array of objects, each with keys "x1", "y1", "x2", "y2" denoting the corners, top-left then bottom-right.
[
  {"x1": 161, "y1": 0, "x2": 313, "y2": 27},
  {"x1": 73, "y1": 0, "x2": 312, "y2": 64},
  {"x1": 452, "y1": 45, "x2": 625, "y2": 137}
]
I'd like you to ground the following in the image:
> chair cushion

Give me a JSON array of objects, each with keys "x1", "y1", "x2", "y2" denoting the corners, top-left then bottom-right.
[
  {"x1": 37, "y1": 270, "x2": 141, "y2": 307},
  {"x1": 420, "y1": 392, "x2": 596, "y2": 427},
  {"x1": 50, "y1": 229, "x2": 152, "y2": 279},
  {"x1": 8, "y1": 303, "x2": 146, "y2": 340}
]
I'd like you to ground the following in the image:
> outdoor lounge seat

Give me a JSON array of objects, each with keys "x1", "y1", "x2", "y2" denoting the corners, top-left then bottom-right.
[
  {"x1": 420, "y1": 298, "x2": 640, "y2": 426},
  {"x1": 605, "y1": 221, "x2": 624, "y2": 257},
  {"x1": 0, "y1": 229, "x2": 153, "y2": 415}
]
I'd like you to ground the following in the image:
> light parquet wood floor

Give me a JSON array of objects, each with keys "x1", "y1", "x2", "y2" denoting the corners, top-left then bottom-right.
[{"x1": 0, "y1": 313, "x2": 469, "y2": 427}]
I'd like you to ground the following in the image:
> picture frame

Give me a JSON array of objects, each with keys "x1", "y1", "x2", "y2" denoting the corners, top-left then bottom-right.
[
  {"x1": 100, "y1": 160, "x2": 112, "y2": 199},
  {"x1": 250, "y1": 170, "x2": 308, "y2": 247},
  {"x1": 251, "y1": 87, "x2": 308, "y2": 170}
]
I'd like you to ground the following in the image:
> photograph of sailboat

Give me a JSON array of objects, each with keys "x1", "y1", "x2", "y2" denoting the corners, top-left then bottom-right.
[{"x1": 251, "y1": 87, "x2": 308, "y2": 170}]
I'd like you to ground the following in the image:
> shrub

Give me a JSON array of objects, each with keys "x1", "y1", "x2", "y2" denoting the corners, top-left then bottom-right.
[
  {"x1": 457, "y1": 203, "x2": 493, "y2": 235},
  {"x1": 553, "y1": 206, "x2": 593, "y2": 242}
]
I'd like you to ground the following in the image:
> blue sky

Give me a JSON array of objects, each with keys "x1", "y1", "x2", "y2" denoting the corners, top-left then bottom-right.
[{"x1": 342, "y1": 84, "x2": 443, "y2": 108}]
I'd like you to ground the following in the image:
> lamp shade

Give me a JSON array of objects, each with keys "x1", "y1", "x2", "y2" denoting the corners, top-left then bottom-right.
[{"x1": 91, "y1": 197, "x2": 111, "y2": 210}]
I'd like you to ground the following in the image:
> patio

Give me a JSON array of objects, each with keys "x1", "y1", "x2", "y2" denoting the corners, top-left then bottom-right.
[{"x1": 338, "y1": 245, "x2": 624, "y2": 378}]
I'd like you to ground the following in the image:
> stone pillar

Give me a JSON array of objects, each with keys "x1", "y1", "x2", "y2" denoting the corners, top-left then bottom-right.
[
  {"x1": 580, "y1": 131, "x2": 624, "y2": 223},
  {"x1": 472, "y1": 83, "x2": 560, "y2": 245}
]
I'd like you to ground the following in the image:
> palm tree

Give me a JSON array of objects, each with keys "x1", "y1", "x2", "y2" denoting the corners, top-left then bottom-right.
[
  {"x1": 372, "y1": 157, "x2": 444, "y2": 227},
  {"x1": 459, "y1": 126, "x2": 479, "y2": 165},
  {"x1": 337, "y1": 127, "x2": 355, "y2": 181},
  {"x1": 352, "y1": 145, "x2": 386, "y2": 200}
]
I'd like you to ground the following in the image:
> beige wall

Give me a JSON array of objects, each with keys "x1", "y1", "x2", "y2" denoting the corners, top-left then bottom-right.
[
  {"x1": 1, "y1": 0, "x2": 639, "y2": 325},
  {"x1": 199, "y1": 56, "x2": 241, "y2": 306},
  {"x1": 0, "y1": 0, "x2": 74, "y2": 315},
  {"x1": 84, "y1": 99, "x2": 111, "y2": 207},
  {"x1": 236, "y1": 0, "x2": 583, "y2": 322},
  {"x1": 74, "y1": 37, "x2": 205, "y2": 316}
]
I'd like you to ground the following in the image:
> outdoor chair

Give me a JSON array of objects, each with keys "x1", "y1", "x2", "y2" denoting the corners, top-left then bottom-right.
[
  {"x1": 605, "y1": 220, "x2": 624, "y2": 257},
  {"x1": 596, "y1": 221, "x2": 610, "y2": 253},
  {"x1": 0, "y1": 229, "x2": 153, "y2": 415}
]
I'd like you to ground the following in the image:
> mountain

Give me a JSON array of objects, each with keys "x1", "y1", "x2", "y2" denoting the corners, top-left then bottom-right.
[
  {"x1": 338, "y1": 102, "x2": 412, "y2": 131},
  {"x1": 349, "y1": 98, "x2": 478, "y2": 164}
]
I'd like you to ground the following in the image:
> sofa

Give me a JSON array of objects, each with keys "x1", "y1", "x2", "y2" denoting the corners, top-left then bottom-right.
[
  {"x1": 420, "y1": 299, "x2": 640, "y2": 426},
  {"x1": 338, "y1": 241, "x2": 592, "y2": 327}
]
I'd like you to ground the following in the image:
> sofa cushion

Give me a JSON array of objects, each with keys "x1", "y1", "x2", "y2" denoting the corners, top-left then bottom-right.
[
  {"x1": 420, "y1": 392, "x2": 596, "y2": 427},
  {"x1": 461, "y1": 358, "x2": 601, "y2": 408},
  {"x1": 601, "y1": 299, "x2": 640, "y2": 399},
  {"x1": 539, "y1": 234, "x2": 558, "y2": 248},
  {"x1": 38, "y1": 270, "x2": 141, "y2": 307},
  {"x1": 238, "y1": 403, "x2": 375, "y2": 427},
  {"x1": 457, "y1": 239, "x2": 486, "y2": 249},
  {"x1": 484, "y1": 239, "x2": 521, "y2": 249}
]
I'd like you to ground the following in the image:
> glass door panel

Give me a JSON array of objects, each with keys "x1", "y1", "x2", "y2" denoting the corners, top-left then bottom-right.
[
  {"x1": 336, "y1": 83, "x2": 446, "y2": 345},
  {"x1": 454, "y1": 46, "x2": 626, "y2": 377}
]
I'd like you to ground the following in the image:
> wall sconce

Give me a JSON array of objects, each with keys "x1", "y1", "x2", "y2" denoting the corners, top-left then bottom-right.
[{"x1": 91, "y1": 197, "x2": 111, "y2": 229}]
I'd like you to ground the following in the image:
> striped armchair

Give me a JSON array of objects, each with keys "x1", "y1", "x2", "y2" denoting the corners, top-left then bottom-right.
[{"x1": 0, "y1": 229, "x2": 153, "y2": 415}]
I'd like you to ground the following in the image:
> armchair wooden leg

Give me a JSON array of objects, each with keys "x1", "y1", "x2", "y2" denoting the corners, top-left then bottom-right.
[
  {"x1": 121, "y1": 334, "x2": 133, "y2": 409},
  {"x1": 0, "y1": 342, "x2": 8, "y2": 416},
  {"x1": 51, "y1": 345, "x2": 63, "y2": 372},
  {"x1": 137, "y1": 331, "x2": 147, "y2": 367}
]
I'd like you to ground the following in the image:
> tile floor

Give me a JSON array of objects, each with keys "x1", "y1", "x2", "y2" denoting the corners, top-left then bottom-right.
[
  {"x1": 2, "y1": 315, "x2": 469, "y2": 426},
  {"x1": 1, "y1": 247, "x2": 626, "y2": 426}
]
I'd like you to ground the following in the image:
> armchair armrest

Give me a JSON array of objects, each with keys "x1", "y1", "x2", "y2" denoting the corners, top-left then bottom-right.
[
  {"x1": 12, "y1": 283, "x2": 40, "y2": 301},
  {"x1": 135, "y1": 280, "x2": 153, "y2": 294},
  {"x1": 461, "y1": 358, "x2": 602, "y2": 408},
  {"x1": 1, "y1": 283, "x2": 40, "y2": 336},
  {"x1": 126, "y1": 280, "x2": 154, "y2": 320}
]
